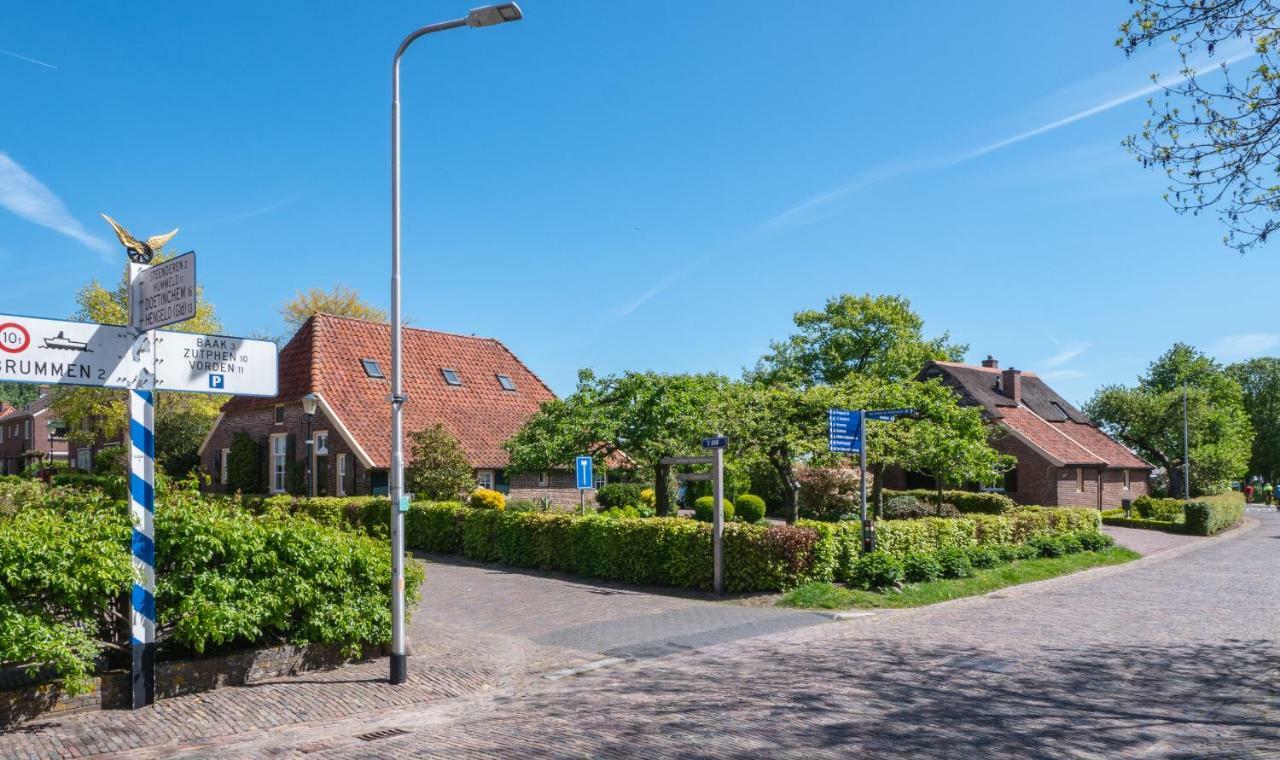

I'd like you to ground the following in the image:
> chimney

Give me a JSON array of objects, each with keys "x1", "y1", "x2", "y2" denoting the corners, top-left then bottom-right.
[
  {"x1": 36, "y1": 384, "x2": 50, "y2": 397},
  {"x1": 1002, "y1": 368, "x2": 1022, "y2": 405},
  {"x1": 981, "y1": 355, "x2": 999, "y2": 369}
]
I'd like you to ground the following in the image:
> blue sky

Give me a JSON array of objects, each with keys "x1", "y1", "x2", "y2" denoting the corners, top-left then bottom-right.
[{"x1": 3, "y1": 0, "x2": 1278, "y2": 405}]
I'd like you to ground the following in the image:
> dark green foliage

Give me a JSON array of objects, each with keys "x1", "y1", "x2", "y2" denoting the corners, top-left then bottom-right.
[
  {"x1": 882, "y1": 489, "x2": 1015, "y2": 514},
  {"x1": 92, "y1": 448, "x2": 125, "y2": 476},
  {"x1": 735, "y1": 494, "x2": 767, "y2": 523},
  {"x1": 1183, "y1": 498, "x2": 1244, "y2": 535},
  {"x1": 880, "y1": 494, "x2": 959, "y2": 520},
  {"x1": 848, "y1": 552, "x2": 904, "y2": 590},
  {"x1": 1029, "y1": 535, "x2": 1068, "y2": 558},
  {"x1": 936, "y1": 547, "x2": 974, "y2": 579},
  {"x1": 404, "y1": 424, "x2": 474, "y2": 501},
  {"x1": 966, "y1": 545, "x2": 1002, "y2": 569},
  {"x1": 0, "y1": 381, "x2": 38, "y2": 408},
  {"x1": 693, "y1": 496, "x2": 735, "y2": 523},
  {"x1": 1057, "y1": 533, "x2": 1084, "y2": 555},
  {"x1": 1077, "y1": 531, "x2": 1115, "y2": 551},
  {"x1": 996, "y1": 543, "x2": 1038, "y2": 562},
  {"x1": 902, "y1": 553, "x2": 943, "y2": 583},
  {"x1": 51, "y1": 472, "x2": 126, "y2": 500},
  {"x1": 226, "y1": 433, "x2": 261, "y2": 494},
  {"x1": 1133, "y1": 495, "x2": 1184, "y2": 521},
  {"x1": 595, "y1": 483, "x2": 646, "y2": 509}
]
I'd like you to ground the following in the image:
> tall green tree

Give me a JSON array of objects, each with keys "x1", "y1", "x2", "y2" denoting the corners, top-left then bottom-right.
[
  {"x1": 0, "y1": 382, "x2": 38, "y2": 408},
  {"x1": 404, "y1": 424, "x2": 474, "y2": 501},
  {"x1": 505, "y1": 370, "x2": 732, "y2": 515},
  {"x1": 280, "y1": 285, "x2": 387, "y2": 331},
  {"x1": 50, "y1": 253, "x2": 225, "y2": 477},
  {"x1": 751, "y1": 293, "x2": 965, "y2": 387},
  {"x1": 1086, "y1": 343, "x2": 1252, "y2": 496},
  {"x1": 1227, "y1": 357, "x2": 1280, "y2": 480},
  {"x1": 1119, "y1": 0, "x2": 1280, "y2": 250}
]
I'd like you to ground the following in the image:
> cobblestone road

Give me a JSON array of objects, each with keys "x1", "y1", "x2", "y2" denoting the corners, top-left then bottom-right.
[{"x1": 3, "y1": 515, "x2": 1273, "y2": 758}]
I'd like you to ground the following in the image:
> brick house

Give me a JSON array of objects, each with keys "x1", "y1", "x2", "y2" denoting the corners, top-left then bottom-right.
[
  {"x1": 198, "y1": 313, "x2": 593, "y2": 503},
  {"x1": 0, "y1": 389, "x2": 69, "y2": 474},
  {"x1": 882, "y1": 356, "x2": 1152, "y2": 509}
]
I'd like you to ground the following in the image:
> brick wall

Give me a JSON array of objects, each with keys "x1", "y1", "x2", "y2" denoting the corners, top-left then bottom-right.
[
  {"x1": 509, "y1": 470, "x2": 595, "y2": 509},
  {"x1": 991, "y1": 432, "x2": 1055, "y2": 506},
  {"x1": 203, "y1": 404, "x2": 371, "y2": 497},
  {"x1": 1099, "y1": 468, "x2": 1149, "y2": 509},
  {"x1": 1053, "y1": 466, "x2": 1102, "y2": 508}
]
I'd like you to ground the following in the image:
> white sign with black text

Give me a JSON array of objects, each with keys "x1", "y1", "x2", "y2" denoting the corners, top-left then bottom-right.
[
  {"x1": 153, "y1": 331, "x2": 278, "y2": 397},
  {"x1": 131, "y1": 251, "x2": 197, "y2": 331},
  {"x1": 0, "y1": 313, "x2": 145, "y2": 389}
]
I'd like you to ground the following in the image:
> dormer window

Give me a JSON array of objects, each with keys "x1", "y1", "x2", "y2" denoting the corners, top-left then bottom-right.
[
  {"x1": 442, "y1": 368, "x2": 462, "y2": 386},
  {"x1": 496, "y1": 374, "x2": 516, "y2": 392},
  {"x1": 361, "y1": 359, "x2": 385, "y2": 379}
]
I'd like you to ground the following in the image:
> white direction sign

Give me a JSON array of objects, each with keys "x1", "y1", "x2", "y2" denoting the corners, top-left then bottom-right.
[
  {"x1": 0, "y1": 314, "x2": 146, "y2": 389},
  {"x1": 132, "y1": 251, "x2": 197, "y2": 331},
  {"x1": 154, "y1": 332, "x2": 277, "y2": 397}
]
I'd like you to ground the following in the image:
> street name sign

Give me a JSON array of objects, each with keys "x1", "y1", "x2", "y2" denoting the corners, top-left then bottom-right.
[
  {"x1": 154, "y1": 331, "x2": 278, "y2": 397},
  {"x1": 865, "y1": 407, "x2": 916, "y2": 422},
  {"x1": 828, "y1": 408, "x2": 862, "y2": 453},
  {"x1": 676, "y1": 472, "x2": 714, "y2": 481},
  {"x1": 575, "y1": 456, "x2": 593, "y2": 490},
  {"x1": 701, "y1": 435, "x2": 728, "y2": 449},
  {"x1": 132, "y1": 251, "x2": 197, "y2": 331}
]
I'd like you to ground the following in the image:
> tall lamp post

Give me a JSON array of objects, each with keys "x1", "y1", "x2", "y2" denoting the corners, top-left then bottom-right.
[
  {"x1": 303, "y1": 393, "x2": 318, "y2": 497},
  {"x1": 389, "y1": 2, "x2": 522, "y2": 686}
]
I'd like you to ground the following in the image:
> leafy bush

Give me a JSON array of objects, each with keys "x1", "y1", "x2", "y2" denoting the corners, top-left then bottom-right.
[
  {"x1": 735, "y1": 494, "x2": 767, "y2": 523},
  {"x1": 226, "y1": 432, "x2": 260, "y2": 494},
  {"x1": 1133, "y1": 495, "x2": 1184, "y2": 522},
  {"x1": 470, "y1": 488, "x2": 506, "y2": 511},
  {"x1": 1184, "y1": 498, "x2": 1244, "y2": 535},
  {"x1": 880, "y1": 495, "x2": 959, "y2": 520},
  {"x1": 848, "y1": 552, "x2": 904, "y2": 590},
  {"x1": 51, "y1": 472, "x2": 126, "y2": 500},
  {"x1": 1077, "y1": 531, "x2": 1114, "y2": 551},
  {"x1": 596, "y1": 483, "x2": 646, "y2": 509},
  {"x1": 507, "y1": 498, "x2": 546, "y2": 512},
  {"x1": 796, "y1": 467, "x2": 859, "y2": 521},
  {"x1": 1057, "y1": 533, "x2": 1084, "y2": 555},
  {"x1": 966, "y1": 545, "x2": 1003, "y2": 569},
  {"x1": 1029, "y1": 534, "x2": 1067, "y2": 558},
  {"x1": 693, "y1": 496, "x2": 735, "y2": 523},
  {"x1": 405, "y1": 424, "x2": 474, "y2": 501},
  {"x1": 902, "y1": 553, "x2": 943, "y2": 583},
  {"x1": 883, "y1": 489, "x2": 1015, "y2": 514},
  {"x1": 640, "y1": 488, "x2": 656, "y2": 509},
  {"x1": 936, "y1": 547, "x2": 974, "y2": 579}
]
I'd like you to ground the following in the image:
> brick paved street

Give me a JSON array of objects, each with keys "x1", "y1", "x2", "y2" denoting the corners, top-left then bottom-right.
[{"x1": 3, "y1": 515, "x2": 1274, "y2": 758}]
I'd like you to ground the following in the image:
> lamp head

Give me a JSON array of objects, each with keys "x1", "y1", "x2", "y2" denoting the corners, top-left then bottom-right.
[
  {"x1": 302, "y1": 393, "x2": 319, "y2": 416},
  {"x1": 466, "y1": 3, "x2": 522, "y2": 27}
]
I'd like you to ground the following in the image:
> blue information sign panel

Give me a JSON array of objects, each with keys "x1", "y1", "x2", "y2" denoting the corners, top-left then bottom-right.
[
  {"x1": 828, "y1": 409, "x2": 863, "y2": 453},
  {"x1": 702, "y1": 436, "x2": 728, "y2": 449},
  {"x1": 575, "y1": 456, "x2": 594, "y2": 490}
]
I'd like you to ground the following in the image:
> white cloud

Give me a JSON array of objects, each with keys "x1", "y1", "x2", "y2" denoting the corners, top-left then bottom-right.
[
  {"x1": 1211, "y1": 333, "x2": 1280, "y2": 360},
  {"x1": 1040, "y1": 340, "x2": 1091, "y2": 368},
  {"x1": 0, "y1": 152, "x2": 110, "y2": 255}
]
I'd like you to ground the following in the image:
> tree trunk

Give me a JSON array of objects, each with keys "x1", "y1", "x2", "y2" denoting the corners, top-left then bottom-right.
[
  {"x1": 935, "y1": 476, "x2": 944, "y2": 506},
  {"x1": 770, "y1": 445, "x2": 799, "y2": 524},
  {"x1": 655, "y1": 462, "x2": 671, "y2": 516}
]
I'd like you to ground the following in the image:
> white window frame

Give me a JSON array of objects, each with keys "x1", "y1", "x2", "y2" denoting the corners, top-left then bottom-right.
[
  {"x1": 274, "y1": 405, "x2": 285, "y2": 426},
  {"x1": 270, "y1": 434, "x2": 288, "y2": 494},
  {"x1": 76, "y1": 448, "x2": 92, "y2": 471},
  {"x1": 337, "y1": 453, "x2": 348, "y2": 497},
  {"x1": 476, "y1": 469, "x2": 494, "y2": 490},
  {"x1": 593, "y1": 470, "x2": 607, "y2": 491},
  {"x1": 220, "y1": 448, "x2": 230, "y2": 485},
  {"x1": 1123, "y1": 469, "x2": 1131, "y2": 491},
  {"x1": 313, "y1": 431, "x2": 329, "y2": 456},
  {"x1": 1076, "y1": 467, "x2": 1084, "y2": 493}
]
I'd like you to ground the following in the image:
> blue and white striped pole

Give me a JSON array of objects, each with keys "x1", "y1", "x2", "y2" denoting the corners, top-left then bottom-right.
[{"x1": 128, "y1": 262, "x2": 156, "y2": 709}]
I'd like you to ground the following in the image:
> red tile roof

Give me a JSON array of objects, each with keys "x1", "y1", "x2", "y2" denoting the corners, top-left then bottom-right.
[
  {"x1": 222, "y1": 314, "x2": 556, "y2": 469},
  {"x1": 999, "y1": 406, "x2": 1106, "y2": 466}
]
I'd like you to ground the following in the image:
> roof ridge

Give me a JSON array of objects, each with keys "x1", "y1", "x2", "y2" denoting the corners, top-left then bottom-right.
[
  {"x1": 932, "y1": 360, "x2": 1039, "y2": 377},
  {"x1": 311, "y1": 312, "x2": 501, "y2": 343},
  {"x1": 488, "y1": 337, "x2": 558, "y2": 401}
]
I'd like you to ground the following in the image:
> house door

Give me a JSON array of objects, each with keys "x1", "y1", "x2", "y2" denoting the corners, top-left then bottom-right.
[
  {"x1": 1097, "y1": 468, "x2": 1104, "y2": 509},
  {"x1": 314, "y1": 455, "x2": 329, "y2": 496}
]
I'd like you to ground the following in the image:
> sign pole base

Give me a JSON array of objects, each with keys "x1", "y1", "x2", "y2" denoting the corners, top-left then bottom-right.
[
  {"x1": 130, "y1": 641, "x2": 155, "y2": 709},
  {"x1": 390, "y1": 652, "x2": 408, "y2": 685}
]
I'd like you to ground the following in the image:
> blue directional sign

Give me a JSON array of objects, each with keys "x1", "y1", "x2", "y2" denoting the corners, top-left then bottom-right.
[
  {"x1": 702, "y1": 435, "x2": 728, "y2": 449},
  {"x1": 828, "y1": 408, "x2": 863, "y2": 453},
  {"x1": 575, "y1": 456, "x2": 594, "y2": 490},
  {"x1": 865, "y1": 407, "x2": 916, "y2": 422}
]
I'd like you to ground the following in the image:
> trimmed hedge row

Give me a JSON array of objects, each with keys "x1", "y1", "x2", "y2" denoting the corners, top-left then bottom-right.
[
  {"x1": 1184, "y1": 498, "x2": 1243, "y2": 536},
  {"x1": 1100, "y1": 511, "x2": 1182, "y2": 533},
  {"x1": 881, "y1": 489, "x2": 1015, "y2": 514},
  {"x1": 264, "y1": 496, "x2": 1097, "y2": 593},
  {"x1": 1102, "y1": 494, "x2": 1242, "y2": 536}
]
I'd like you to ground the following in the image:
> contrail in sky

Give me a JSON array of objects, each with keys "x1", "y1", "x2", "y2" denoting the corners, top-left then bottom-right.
[{"x1": 0, "y1": 47, "x2": 57, "y2": 70}]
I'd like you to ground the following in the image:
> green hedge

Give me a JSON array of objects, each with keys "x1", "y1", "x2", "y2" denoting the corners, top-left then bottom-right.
[
  {"x1": 882, "y1": 489, "x2": 1015, "y2": 514},
  {"x1": 1100, "y1": 509, "x2": 1182, "y2": 532},
  {"x1": 1132, "y1": 495, "x2": 1184, "y2": 521},
  {"x1": 1183, "y1": 498, "x2": 1243, "y2": 536}
]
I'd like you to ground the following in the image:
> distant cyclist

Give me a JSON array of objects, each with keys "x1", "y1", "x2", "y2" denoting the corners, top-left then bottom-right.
[{"x1": 1245, "y1": 483, "x2": 1255, "y2": 503}]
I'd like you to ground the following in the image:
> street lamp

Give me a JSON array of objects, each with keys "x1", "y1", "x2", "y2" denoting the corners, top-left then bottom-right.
[
  {"x1": 389, "y1": 2, "x2": 522, "y2": 687},
  {"x1": 302, "y1": 393, "x2": 318, "y2": 497}
]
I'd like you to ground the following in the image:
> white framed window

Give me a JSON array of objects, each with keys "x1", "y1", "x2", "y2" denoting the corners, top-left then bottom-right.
[
  {"x1": 274, "y1": 405, "x2": 285, "y2": 425},
  {"x1": 594, "y1": 471, "x2": 607, "y2": 490},
  {"x1": 337, "y1": 454, "x2": 347, "y2": 497},
  {"x1": 313, "y1": 431, "x2": 329, "y2": 456},
  {"x1": 1123, "y1": 470, "x2": 1131, "y2": 491},
  {"x1": 220, "y1": 448, "x2": 230, "y2": 484},
  {"x1": 24, "y1": 420, "x2": 30, "y2": 439},
  {"x1": 271, "y1": 434, "x2": 287, "y2": 493},
  {"x1": 76, "y1": 448, "x2": 92, "y2": 470},
  {"x1": 538, "y1": 472, "x2": 548, "y2": 487},
  {"x1": 1076, "y1": 467, "x2": 1084, "y2": 493},
  {"x1": 476, "y1": 470, "x2": 494, "y2": 490}
]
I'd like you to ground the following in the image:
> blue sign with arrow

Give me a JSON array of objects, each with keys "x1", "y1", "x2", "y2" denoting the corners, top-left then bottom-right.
[
  {"x1": 828, "y1": 408, "x2": 863, "y2": 453},
  {"x1": 575, "y1": 456, "x2": 594, "y2": 490},
  {"x1": 865, "y1": 407, "x2": 917, "y2": 422}
]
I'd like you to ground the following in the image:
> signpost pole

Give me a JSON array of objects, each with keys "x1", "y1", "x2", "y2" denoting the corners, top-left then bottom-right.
[
  {"x1": 859, "y1": 410, "x2": 874, "y2": 553},
  {"x1": 712, "y1": 437, "x2": 724, "y2": 595},
  {"x1": 127, "y1": 263, "x2": 156, "y2": 709}
]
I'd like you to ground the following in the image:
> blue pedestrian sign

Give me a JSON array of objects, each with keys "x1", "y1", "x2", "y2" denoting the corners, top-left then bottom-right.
[
  {"x1": 828, "y1": 408, "x2": 863, "y2": 453},
  {"x1": 702, "y1": 435, "x2": 728, "y2": 449},
  {"x1": 575, "y1": 456, "x2": 594, "y2": 490}
]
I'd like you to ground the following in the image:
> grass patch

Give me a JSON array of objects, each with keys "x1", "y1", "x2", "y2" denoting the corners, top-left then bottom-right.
[{"x1": 778, "y1": 547, "x2": 1140, "y2": 610}]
